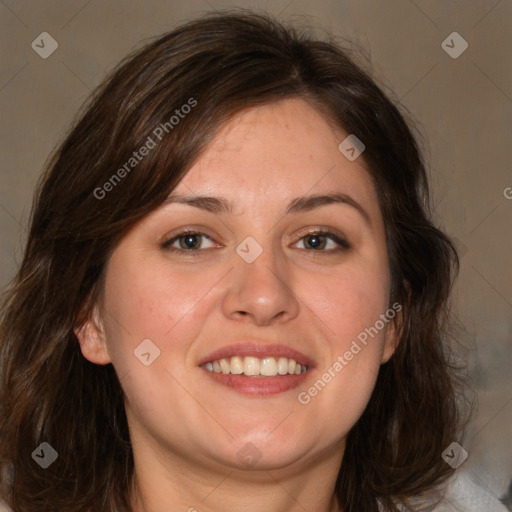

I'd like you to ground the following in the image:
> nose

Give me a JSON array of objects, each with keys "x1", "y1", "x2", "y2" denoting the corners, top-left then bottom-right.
[{"x1": 221, "y1": 241, "x2": 300, "y2": 327}]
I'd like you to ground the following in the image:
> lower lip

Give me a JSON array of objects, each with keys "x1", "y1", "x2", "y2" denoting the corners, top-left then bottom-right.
[{"x1": 201, "y1": 369, "x2": 311, "y2": 396}]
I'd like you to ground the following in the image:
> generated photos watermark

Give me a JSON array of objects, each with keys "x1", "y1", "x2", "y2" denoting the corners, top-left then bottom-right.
[
  {"x1": 93, "y1": 97, "x2": 197, "y2": 200},
  {"x1": 298, "y1": 302, "x2": 402, "y2": 405}
]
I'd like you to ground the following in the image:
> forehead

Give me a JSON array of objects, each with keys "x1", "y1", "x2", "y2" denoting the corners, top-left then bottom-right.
[{"x1": 170, "y1": 98, "x2": 380, "y2": 220}]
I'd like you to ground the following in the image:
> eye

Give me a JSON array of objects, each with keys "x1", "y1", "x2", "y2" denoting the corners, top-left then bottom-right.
[
  {"x1": 292, "y1": 230, "x2": 350, "y2": 252},
  {"x1": 161, "y1": 228, "x2": 350, "y2": 255},
  {"x1": 161, "y1": 230, "x2": 219, "y2": 254}
]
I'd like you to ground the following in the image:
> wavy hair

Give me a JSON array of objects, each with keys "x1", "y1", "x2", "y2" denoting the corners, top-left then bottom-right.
[{"x1": 0, "y1": 10, "x2": 469, "y2": 511}]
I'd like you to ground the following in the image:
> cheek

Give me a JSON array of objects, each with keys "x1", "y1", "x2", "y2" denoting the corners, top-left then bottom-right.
[
  {"x1": 101, "y1": 257, "x2": 193, "y2": 363},
  {"x1": 295, "y1": 257, "x2": 391, "y2": 427},
  {"x1": 100, "y1": 259, "x2": 222, "y2": 446},
  {"x1": 305, "y1": 259, "x2": 390, "y2": 352},
  {"x1": 101, "y1": 253, "x2": 224, "y2": 379}
]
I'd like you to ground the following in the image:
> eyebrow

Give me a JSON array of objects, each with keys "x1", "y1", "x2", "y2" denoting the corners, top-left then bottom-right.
[{"x1": 163, "y1": 192, "x2": 371, "y2": 225}]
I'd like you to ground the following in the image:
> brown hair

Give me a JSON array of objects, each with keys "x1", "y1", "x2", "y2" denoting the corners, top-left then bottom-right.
[{"x1": 0, "y1": 9, "x2": 470, "y2": 511}]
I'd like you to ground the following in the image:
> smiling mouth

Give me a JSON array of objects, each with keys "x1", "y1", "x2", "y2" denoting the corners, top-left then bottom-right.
[{"x1": 201, "y1": 356, "x2": 308, "y2": 376}]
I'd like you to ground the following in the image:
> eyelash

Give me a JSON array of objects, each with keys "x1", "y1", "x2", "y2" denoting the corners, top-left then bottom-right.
[{"x1": 161, "y1": 229, "x2": 351, "y2": 256}]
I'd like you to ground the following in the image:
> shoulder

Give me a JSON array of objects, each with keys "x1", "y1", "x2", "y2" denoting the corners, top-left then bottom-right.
[
  {"x1": 0, "y1": 502, "x2": 11, "y2": 512},
  {"x1": 431, "y1": 470, "x2": 508, "y2": 512},
  {"x1": 381, "y1": 470, "x2": 509, "y2": 512}
]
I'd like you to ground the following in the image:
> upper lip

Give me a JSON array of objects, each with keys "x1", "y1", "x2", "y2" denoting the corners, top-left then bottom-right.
[{"x1": 198, "y1": 342, "x2": 315, "y2": 368}]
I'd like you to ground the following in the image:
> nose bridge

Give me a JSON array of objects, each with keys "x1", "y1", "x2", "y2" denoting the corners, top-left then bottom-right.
[{"x1": 221, "y1": 233, "x2": 300, "y2": 325}]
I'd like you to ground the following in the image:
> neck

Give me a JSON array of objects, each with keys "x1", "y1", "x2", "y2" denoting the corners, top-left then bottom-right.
[{"x1": 129, "y1": 442, "x2": 344, "y2": 512}]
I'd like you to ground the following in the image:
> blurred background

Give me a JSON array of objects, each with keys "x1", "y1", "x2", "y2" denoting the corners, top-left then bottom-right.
[{"x1": 1, "y1": 0, "x2": 511, "y2": 509}]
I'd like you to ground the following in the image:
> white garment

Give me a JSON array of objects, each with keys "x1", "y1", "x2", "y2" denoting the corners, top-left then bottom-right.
[{"x1": 431, "y1": 470, "x2": 508, "y2": 512}]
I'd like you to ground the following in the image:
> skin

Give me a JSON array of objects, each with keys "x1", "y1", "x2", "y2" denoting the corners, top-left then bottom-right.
[{"x1": 76, "y1": 98, "x2": 399, "y2": 512}]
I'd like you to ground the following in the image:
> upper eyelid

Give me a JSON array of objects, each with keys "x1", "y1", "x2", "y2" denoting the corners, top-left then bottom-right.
[{"x1": 294, "y1": 226, "x2": 348, "y2": 241}]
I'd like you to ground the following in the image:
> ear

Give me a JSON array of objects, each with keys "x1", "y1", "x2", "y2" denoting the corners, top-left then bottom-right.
[
  {"x1": 380, "y1": 302, "x2": 405, "y2": 364},
  {"x1": 74, "y1": 305, "x2": 112, "y2": 365}
]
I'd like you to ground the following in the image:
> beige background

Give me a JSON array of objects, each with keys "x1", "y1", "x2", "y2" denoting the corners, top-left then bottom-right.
[{"x1": 1, "y1": 0, "x2": 511, "y2": 508}]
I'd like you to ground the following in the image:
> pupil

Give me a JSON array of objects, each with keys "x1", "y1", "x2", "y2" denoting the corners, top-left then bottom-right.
[
  {"x1": 308, "y1": 235, "x2": 324, "y2": 249},
  {"x1": 183, "y1": 235, "x2": 198, "y2": 249}
]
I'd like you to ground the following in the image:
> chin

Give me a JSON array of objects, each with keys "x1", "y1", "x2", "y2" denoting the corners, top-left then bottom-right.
[{"x1": 219, "y1": 430, "x2": 316, "y2": 471}]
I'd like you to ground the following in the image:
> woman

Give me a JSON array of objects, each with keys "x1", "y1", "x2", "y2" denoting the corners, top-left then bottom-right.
[{"x1": 0, "y1": 10, "x2": 473, "y2": 512}]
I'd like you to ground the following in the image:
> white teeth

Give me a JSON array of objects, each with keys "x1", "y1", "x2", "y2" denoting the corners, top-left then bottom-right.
[
  {"x1": 219, "y1": 358, "x2": 230, "y2": 374},
  {"x1": 244, "y1": 356, "x2": 260, "y2": 376},
  {"x1": 260, "y1": 357, "x2": 278, "y2": 376},
  {"x1": 230, "y1": 356, "x2": 244, "y2": 374},
  {"x1": 202, "y1": 356, "x2": 308, "y2": 376},
  {"x1": 277, "y1": 357, "x2": 289, "y2": 375}
]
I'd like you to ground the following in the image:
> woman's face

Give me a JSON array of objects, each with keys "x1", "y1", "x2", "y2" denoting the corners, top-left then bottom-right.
[{"x1": 79, "y1": 98, "x2": 398, "y2": 474}]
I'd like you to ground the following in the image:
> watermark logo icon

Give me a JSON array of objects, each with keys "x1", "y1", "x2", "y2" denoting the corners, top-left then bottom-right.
[
  {"x1": 442, "y1": 32, "x2": 468, "y2": 59},
  {"x1": 134, "y1": 338, "x2": 161, "y2": 366},
  {"x1": 338, "y1": 134, "x2": 365, "y2": 161},
  {"x1": 236, "y1": 442, "x2": 262, "y2": 468},
  {"x1": 32, "y1": 442, "x2": 58, "y2": 469},
  {"x1": 31, "y1": 32, "x2": 58, "y2": 59},
  {"x1": 442, "y1": 441, "x2": 468, "y2": 468},
  {"x1": 236, "y1": 236, "x2": 263, "y2": 263}
]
